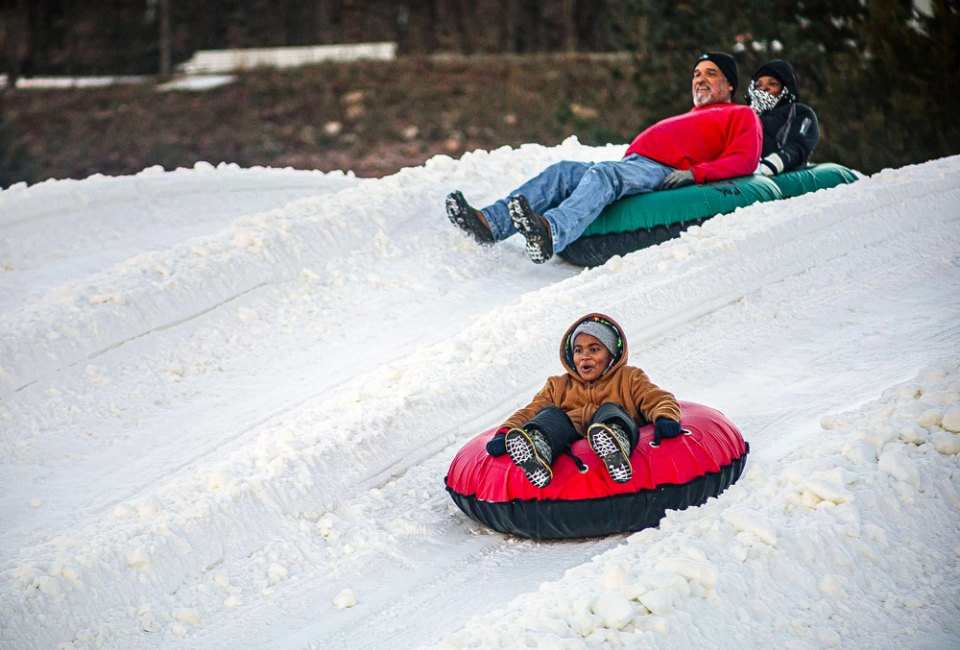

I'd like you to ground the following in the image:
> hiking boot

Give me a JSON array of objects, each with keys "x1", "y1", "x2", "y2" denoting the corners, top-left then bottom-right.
[
  {"x1": 446, "y1": 191, "x2": 495, "y2": 245},
  {"x1": 507, "y1": 194, "x2": 553, "y2": 263},
  {"x1": 504, "y1": 427, "x2": 553, "y2": 488},
  {"x1": 587, "y1": 422, "x2": 633, "y2": 483}
]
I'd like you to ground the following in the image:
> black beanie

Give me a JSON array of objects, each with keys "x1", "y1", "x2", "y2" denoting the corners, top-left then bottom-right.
[{"x1": 695, "y1": 52, "x2": 739, "y2": 93}]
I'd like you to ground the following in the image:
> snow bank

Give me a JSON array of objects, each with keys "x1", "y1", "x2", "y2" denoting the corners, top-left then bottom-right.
[
  {"x1": 437, "y1": 365, "x2": 960, "y2": 649},
  {"x1": 0, "y1": 162, "x2": 362, "y2": 313}
]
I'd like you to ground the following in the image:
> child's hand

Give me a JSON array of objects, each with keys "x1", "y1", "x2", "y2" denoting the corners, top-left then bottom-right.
[
  {"x1": 654, "y1": 417, "x2": 681, "y2": 444},
  {"x1": 486, "y1": 428, "x2": 510, "y2": 456}
]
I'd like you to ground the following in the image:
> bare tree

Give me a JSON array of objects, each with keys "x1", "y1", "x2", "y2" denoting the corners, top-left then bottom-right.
[
  {"x1": 561, "y1": 0, "x2": 576, "y2": 52},
  {"x1": 159, "y1": 0, "x2": 170, "y2": 77},
  {"x1": 0, "y1": 0, "x2": 29, "y2": 87},
  {"x1": 499, "y1": 0, "x2": 519, "y2": 52}
]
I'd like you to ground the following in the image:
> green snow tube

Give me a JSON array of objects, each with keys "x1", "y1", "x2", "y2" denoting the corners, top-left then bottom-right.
[
  {"x1": 558, "y1": 163, "x2": 859, "y2": 267},
  {"x1": 770, "y1": 162, "x2": 862, "y2": 199}
]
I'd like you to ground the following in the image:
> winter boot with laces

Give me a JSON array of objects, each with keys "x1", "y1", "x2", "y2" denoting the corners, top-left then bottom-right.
[
  {"x1": 507, "y1": 194, "x2": 553, "y2": 263},
  {"x1": 446, "y1": 191, "x2": 495, "y2": 245},
  {"x1": 504, "y1": 427, "x2": 554, "y2": 488},
  {"x1": 587, "y1": 421, "x2": 633, "y2": 483}
]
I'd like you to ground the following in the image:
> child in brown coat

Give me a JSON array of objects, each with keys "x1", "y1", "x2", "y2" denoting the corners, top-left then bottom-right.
[{"x1": 487, "y1": 313, "x2": 682, "y2": 487}]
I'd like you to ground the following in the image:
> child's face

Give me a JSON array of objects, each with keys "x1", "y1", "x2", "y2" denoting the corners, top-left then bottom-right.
[{"x1": 572, "y1": 334, "x2": 612, "y2": 382}]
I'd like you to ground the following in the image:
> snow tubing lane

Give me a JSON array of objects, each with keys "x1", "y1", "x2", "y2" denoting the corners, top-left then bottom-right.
[
  {"x1": 558, "y1": 163, "x2": 858, "y2": 267},
  {"x1": 445, "y1": 401, "x2": 749, "y2": 539}
]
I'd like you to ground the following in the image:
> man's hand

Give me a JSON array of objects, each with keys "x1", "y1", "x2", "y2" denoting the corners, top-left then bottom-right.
[{"x1": 658, "y1": 169, "x2": 695, "y2": 190}]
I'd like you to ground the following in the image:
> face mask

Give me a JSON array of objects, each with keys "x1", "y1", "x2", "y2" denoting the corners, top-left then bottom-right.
[{"x1": 748, "y1": 79, "x2": 785, "y2": 114}]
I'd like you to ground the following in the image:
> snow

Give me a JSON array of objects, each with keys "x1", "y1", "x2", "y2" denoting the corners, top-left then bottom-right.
[
  {"x1": 6, "y1": 76, "x2": 150, "y2": 89},
  {"x1": 1, "y1": 140, "x2": 959, "y2": 649},
  {"x1": 156, "y1": 76, "x2": 237, "y2": 92}
]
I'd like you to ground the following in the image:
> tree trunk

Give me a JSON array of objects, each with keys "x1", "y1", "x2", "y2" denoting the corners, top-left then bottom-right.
[
  {"x1": 159, "y1": 0, "x2": 170, "y2": 78},
  {"x1": 0, "y1": 1, "x2": 30, "y2": 88},
  {"x1": 561, "y1": 0, "x2": 576, "y2": 52},
  {"x1": 314, "y1": 0, "x2": 330, "y2": 43},
  {"x1": 499, "y1": 0, "x2": 518, "y2": 52}
]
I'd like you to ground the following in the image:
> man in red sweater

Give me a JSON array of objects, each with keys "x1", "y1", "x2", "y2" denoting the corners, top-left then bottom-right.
[{"x1": 446, "y1": 52, "x2": 762, "y2": 264}]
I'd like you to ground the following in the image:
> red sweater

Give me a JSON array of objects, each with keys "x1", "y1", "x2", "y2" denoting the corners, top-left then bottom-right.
[{"x1": 623, "y1": 103, "x2": 761, "y2": 183}]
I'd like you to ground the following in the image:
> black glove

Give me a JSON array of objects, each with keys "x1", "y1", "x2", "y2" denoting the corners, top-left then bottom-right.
[
  {"x1": 658, "y1": 169, "x2": 695, "y2": 190},
  {"x1": 486, "y1": 429, "x2": 508, "y2": 456},
  {"x1": 654, "y1": 417, "x2": 682, "y2": 445}
]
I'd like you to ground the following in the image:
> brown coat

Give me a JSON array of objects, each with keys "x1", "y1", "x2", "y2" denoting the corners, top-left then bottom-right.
[{"x1": 501, "y1": 313, "x2": 681, "y2": 434}]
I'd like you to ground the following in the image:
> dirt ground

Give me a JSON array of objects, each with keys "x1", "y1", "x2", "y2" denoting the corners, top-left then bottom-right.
[{"x1": 2, "y1": 54, "x2": 657, "y2": 185}]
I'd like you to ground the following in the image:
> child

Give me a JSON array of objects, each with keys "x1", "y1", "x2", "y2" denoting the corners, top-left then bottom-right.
[{"x1": 487, "y1": 313, "x2": 682, "y2": 488}]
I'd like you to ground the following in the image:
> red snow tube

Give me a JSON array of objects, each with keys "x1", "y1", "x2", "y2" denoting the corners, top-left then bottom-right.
[{"x1": 445, "y1": 401, "x2": 748, "y2": 539}]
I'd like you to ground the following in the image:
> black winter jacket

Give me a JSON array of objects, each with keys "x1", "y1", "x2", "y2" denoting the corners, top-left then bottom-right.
[
  {"x1": 750, "y1": 59, "x2": 820, "y2": 175},
  {"x1": 759, "y1": 102, "x2": 819, "y2": 174}
]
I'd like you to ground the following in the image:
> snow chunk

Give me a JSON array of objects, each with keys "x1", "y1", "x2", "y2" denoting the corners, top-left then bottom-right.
[
  {"x1": 207, "y1": 470, "x2": 232, "y2": 492},
  {"x1": 125, "y1": 548, "x2": 151, "y2": 571},
  {"x1": 267, "y1": 563, "x2": 288, "y2": 584},
  {"x1": 801, "y1": 477, "x2": 854, "y2": 506},
  {"x1": 820, "y1": 414, "x2": 843, "y2": 430},
  {"x1": 917, "y1": 409, "x2": 943, "y2": 428},
  {"x1": 602, "y1": 562, "x2": 629, "y2": 590},
  {"x1": 654, "y1": 557, "x2": 718, "y2": 590},
  {"x1": 854, "y1": 427, "x2": 896, "y2": 450},
  {"x1": 568, "y1": 596, "x2": 600, "y2": 636},
  {"x1": 929, "y1": 431, "x2": 960, "y2": 455},
  {"x1": 819, "y1": 628, "x2": 843, "y2": 647},
  {"x1": 920, "y1": 366, "x2": 947, "y2": 382},
  {"x1": 333, "y1": 588, "x2": 356, "y2": 609},
  {"x1": 592, "y1": 592, "x2": 634, "y2": 629},
  {"x1": 893, "y1": 383, "x2": 923, "y2": 399},
  {"x1": 671, "y1": 244, "x2": 692, "y2": 260},
  {"x1": 36, "y1": 576, "x2": 62, "y2": 597},
  {"x1": 638, "y1": 589, "x2": 676, "y2": 615},
  {"x1": 842, "y1": 439, "x2": 878, "y2": 464},
  {"x1": 136, "y1": 496, "x2": 162, "y2": 518},
  {"x1": 173, "y1": 608, "x2": 203, "y2": 627},
  {"x1": 819, "y1": 573, "x2": 848, "y2": 598},
  {"x1": 213, "y1": 569, "x2": 231, "y2": 589},
  {"x1": 722, "y1": 509, "x2": 777, "y2": 545},
  {"x1": 137, "y1": 606, "x2": 159, "y2": 632},
  {"x1": 642, "y1": 571, "x2": 690, "y2": 598},
  {"x1": 899, "y1": 424, "x2": 928, "y2": 445},
  {"x1": 223, "y1": 595, "x2": 243, "y2": 608},
  {"x1": 878, "y1": 450, "x2": 919, "y2": 487},
  {"x1": 942, "y1": 407, "x2": 960, "y2": 433}
]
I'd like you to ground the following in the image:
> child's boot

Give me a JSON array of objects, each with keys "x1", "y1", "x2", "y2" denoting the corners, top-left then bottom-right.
[
  {"x1": 587, "y1": 421, "x2": 633, "y2": 483},
  {"x1": 504, "y1": 427, "x2": 553, "y2": 488}
]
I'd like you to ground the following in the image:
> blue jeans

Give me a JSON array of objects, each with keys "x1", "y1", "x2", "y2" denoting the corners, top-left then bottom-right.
[{"x1": 480, "y1": 154, "x2": 673, "y2": 253}]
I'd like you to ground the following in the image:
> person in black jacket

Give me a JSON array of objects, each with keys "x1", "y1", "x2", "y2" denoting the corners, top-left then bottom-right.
[{"x1": 747, "y1": 59, "x2": 820, "y2": 176}]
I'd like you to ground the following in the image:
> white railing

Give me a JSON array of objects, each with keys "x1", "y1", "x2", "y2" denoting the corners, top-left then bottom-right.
[{"x1": 177, "y1": 42, "x2": 397, "y2": 74}]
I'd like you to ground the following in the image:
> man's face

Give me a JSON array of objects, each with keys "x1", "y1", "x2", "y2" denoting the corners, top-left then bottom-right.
[{"x1": 692, "y1": 61, "x2": 733, "y2": 107}]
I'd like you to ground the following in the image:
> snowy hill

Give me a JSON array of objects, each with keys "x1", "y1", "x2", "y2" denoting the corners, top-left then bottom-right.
[{"x1": 1, "y1": 141, "x2": 959, "y2": 649}]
